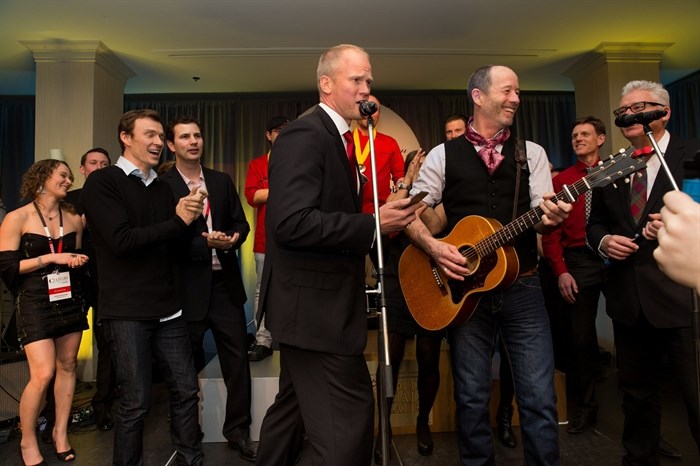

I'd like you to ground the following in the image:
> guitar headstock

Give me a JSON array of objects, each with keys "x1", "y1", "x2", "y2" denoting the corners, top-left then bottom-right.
[{"x1": 586, "y1": 147, "x2": 647, "y2": 190}]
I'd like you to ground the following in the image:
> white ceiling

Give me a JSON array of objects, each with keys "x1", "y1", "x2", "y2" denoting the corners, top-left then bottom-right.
[{"x1": 1, "y1": 0, "x2": 699, "y2": 95}]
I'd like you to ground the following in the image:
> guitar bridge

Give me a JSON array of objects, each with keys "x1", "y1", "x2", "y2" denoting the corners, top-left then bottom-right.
[{"x1": 431, "y1": 265, "x2": 445, "y2": 289}]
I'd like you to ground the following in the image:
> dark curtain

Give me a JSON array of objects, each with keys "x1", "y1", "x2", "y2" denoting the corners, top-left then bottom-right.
[
  {"x1": 0, "y1": 96, "x2": 35, "y2": 211},
  {"x1": 125, "y1": 90, "x2": 575, "y2": 183},
  {"x1": 667, "y1": 70, "x2": 700, "y2": 140},
  {"x1": 5, "y1": 84, "x2": 696, "y2": 320},
  {"x1": 513, "y1": 92, "x2": 577, "y2": 169},
  {"x1": 377, "y1": 90, "x2": 575, "y2": 169}
]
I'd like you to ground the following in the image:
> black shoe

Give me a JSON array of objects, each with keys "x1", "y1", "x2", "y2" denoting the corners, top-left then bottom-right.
[
  {"x1": 54, "y1": 447, "x2": 76, "y2": 462},
  {"x1": 40, "y1": 419, "x2": 54, "y2": 445},
  {"x1": 658, "y1": 436, "x2": 682, "y2": 459},
  {"x1": 416, "y1": 415, "x2": 433, "y2": 456},
  {"x1": 373, "y1": 438, "x2": 383, "y2": 465},
  {"x1": 19, "y1": 445, "x2": 47, "y2": 466},
  {"x1": 228, "y1": 438, "x2": 257, "y2": 463},
  {"x1": 496, "y1": 405, "x2": 517, "y2": 448},
  {"x1": 566, "y1": 409, "x2": 596, "y2": 434},
  {"x1": 93, "y1": 406, "x2": 114, "y2": 431},
  {"x1": 248, "y1": 345, "x2": 273, "y2": 362}
]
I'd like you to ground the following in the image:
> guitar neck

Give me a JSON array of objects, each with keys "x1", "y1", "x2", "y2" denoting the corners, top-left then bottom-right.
[{"x1": 475, "y1": 177, "x2": 590, "y2": 257}]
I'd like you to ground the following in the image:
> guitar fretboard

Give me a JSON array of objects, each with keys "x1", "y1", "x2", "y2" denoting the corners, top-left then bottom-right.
[{"x1": 462, "y1": 148, "x2": 641, "y2": 262}]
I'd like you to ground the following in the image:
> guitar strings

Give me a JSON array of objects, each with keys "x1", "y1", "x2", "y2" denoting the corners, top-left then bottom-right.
[{"x1": 458, "y1": 152, "x2": 641, "y2": 262}]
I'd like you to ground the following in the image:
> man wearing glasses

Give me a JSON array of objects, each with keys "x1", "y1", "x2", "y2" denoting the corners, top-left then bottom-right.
[{"x1": 587, "y1": 80, "x2": 700, "y2": 465}]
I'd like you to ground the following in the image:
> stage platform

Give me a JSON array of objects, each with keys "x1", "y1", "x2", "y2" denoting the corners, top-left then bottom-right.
[
  {"x1": 199, "y1": 351, "x2": 280, "y2": 442},
  {"x1": 198, "y1": 331, "x2": 566, "y2": 442}
]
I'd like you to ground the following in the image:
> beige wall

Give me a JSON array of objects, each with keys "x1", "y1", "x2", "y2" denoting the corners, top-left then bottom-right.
[{"x1": 24, "y1": 40, "x2": 133, "y2": 186}]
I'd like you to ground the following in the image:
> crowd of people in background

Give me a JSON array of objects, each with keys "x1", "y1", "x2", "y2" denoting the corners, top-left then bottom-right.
[{"x1": 0, "y1": 43, "x2": 698, "y2": 466}]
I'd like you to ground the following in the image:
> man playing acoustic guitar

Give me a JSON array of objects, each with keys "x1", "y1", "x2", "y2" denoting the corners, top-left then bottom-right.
[{"x1": 404, "y1": 65, "x2": 572, "y2": 465}]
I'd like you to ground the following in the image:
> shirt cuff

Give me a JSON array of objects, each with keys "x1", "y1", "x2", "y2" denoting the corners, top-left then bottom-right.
[{"x1": 597, "y1": 235, "x2": 610, "y2": 259}]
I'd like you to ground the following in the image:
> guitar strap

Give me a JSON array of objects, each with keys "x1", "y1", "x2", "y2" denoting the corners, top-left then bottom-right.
[{"x1": 512, "y1": 138, "x2": 527, "y2": 220}]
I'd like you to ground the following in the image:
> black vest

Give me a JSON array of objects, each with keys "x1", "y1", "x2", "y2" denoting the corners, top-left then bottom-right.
[{"x1": 442, "y1": 136, "x2": 538, "y2": 273}]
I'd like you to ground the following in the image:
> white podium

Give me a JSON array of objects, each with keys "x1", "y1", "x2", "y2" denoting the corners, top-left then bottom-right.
[{"x1": 198, "y1": 352, "x2": 281, "y2": 442}]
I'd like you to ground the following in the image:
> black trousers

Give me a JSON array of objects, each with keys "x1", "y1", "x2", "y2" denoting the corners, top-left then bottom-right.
[
  {"x1": 92, "y1": 305, "x2": 117, "y2": 414},
  {"x1": 257, "y1": 344, "x2": 374, "y2": 466},
  {"x1": 563, "y1": 248, "x2": 607, "y2": 413},
  {"x1": 614, "y1": 314, "x2": 700, "y2": 466},
  {"x1": 187, "y1": 271, "x2": 252, "y2": 442}
]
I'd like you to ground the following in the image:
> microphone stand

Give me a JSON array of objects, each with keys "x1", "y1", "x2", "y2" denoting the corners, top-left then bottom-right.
[
  {"x1": 363, "y1": 113, "x2": 404, "y2": 466},
  {"x1": 642, "y1": 123, "x2": 700, "y2": 427}
]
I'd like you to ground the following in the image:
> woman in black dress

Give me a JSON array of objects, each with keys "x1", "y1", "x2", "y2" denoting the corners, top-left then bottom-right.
[{"x1": 0, "y1": 159, "x2": 89, "y2": 465}]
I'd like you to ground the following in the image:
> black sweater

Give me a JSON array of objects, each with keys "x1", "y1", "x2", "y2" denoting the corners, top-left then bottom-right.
[{"x1": 82, "y1": 165, "x2": 189, "y2": 320}]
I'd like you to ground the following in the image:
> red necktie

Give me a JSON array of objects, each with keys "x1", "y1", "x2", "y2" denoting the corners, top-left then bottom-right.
[
  {"x1": 343, "y1": 131, "x2": 357, "y2": 191},
  {"x1": 630, "y1": 147, "x2": 653, "y2": 224}
]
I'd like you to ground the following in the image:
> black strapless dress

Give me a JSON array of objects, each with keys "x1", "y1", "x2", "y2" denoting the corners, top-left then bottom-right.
[{"x1": 0, "y1": 232, "x2": 88, "y2": 346}]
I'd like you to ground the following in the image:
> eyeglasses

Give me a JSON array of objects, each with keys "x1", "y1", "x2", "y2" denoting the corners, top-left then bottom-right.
[{"x1": 613, "y1": 101, "x2": 665, "y2": 118}]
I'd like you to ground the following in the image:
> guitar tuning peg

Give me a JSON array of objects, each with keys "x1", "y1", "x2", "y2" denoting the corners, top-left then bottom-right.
[
  {"x1": 612, "y1": 182, "x2": 618, "y2": 189},
  {"x1": 624, "y1": 177, "x2": 631, "y2": 184}
]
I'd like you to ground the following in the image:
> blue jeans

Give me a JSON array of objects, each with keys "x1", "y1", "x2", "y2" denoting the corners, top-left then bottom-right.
[
  {"x1": 103, "y1": 317, "x2": 203, "y2": 466},
  {"x1": 448, "y1": 276, "x2": 560, "y2": 466}
]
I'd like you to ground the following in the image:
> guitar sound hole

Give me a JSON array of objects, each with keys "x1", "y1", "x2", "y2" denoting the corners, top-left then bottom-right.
[
  {"x1": 459, "y1": 246, "x2": 479, "y2": 275},
  {"x1": 447, "y1": 252, "x2": 497, "y2": 305}
]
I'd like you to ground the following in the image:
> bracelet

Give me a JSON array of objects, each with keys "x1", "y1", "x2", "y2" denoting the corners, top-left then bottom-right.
[{"x1": 37, "y1": 256, "x2": 44, "y2": 267}]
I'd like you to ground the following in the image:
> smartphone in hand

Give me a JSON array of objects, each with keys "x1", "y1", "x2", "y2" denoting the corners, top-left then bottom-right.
[{"x1": 403, "y1": 191, "x2": 428, "y2": 208}]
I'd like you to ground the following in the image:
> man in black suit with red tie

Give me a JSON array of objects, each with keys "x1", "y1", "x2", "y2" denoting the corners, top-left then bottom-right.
[
  {"x1": 587, "y1": 80, "x2": 700, "y2": 465},
  {"x1": 161, "y1": 116, "x2": 256, "y2": 462},
  {"x1": 254, "y1": 44, "x2": 421, "y2": 466}
]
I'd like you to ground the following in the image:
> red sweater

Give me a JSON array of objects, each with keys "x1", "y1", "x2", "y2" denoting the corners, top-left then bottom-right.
[
  {"x1": 541, "y1": 159, "x2": 599, "y2": 276},
  {"x1": 244, "y1": 154, "x2": 268, "y2": 253},
  {"x1": 355, "y1": 131, "x2": 405, "y2": 214}
]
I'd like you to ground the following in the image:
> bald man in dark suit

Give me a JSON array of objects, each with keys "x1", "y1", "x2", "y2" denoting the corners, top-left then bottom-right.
[{"x1": 255, "y1": 44, "x2": 420, "y2": 466}]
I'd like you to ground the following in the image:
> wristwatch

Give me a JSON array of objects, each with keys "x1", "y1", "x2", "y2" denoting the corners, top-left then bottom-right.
[{"x1": 396, "y1": 180, "x2": 411, "y2": 191}]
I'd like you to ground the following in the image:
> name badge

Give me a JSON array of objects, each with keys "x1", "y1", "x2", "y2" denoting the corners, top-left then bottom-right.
[{"x1": 47, "y1": 271, "x2": 72, "y2": 302}]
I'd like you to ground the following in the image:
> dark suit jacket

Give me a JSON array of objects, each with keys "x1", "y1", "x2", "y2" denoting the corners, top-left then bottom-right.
[
  {"x1": 259, "y1": 106, "x2": 376, "y2": 355},
  {"x1": 587, "y1": 134, "x2": 700, "y2": 328},
  {"x1": 161, "y1": 166, "x2": 249, "y2": 321}
]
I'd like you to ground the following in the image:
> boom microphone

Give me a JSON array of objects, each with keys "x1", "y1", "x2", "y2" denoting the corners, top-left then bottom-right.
[
  {"x1": 614, "y1": 109, "x2": 667, "y2": 128},
  {"x1": 359, "y1": 100, "x2": 378, "y2": 116}
]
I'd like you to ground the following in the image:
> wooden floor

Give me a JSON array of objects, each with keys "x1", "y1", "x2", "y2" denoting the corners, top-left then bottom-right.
[{"x1": 1, "y1": 354, "x2": 698, "y2": 466}]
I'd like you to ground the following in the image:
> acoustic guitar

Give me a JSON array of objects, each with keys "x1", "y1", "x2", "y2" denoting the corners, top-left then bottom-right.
[{"x1": 399, "y1": 147, "x2": 645, "y2": 331}]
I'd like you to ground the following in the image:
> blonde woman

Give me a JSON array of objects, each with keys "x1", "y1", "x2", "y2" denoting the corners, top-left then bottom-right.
[{"x1": 0, "y1": 159, "x2": 88, "y2": 465}]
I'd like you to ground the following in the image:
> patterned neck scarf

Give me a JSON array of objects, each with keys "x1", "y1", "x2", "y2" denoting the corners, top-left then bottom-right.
[{"x1": 463, "y1": 116, "x2": 511, "y2": 175}]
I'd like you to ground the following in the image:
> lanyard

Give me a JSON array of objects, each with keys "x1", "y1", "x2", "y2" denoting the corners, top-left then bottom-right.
[
  {"x1": 33, "y1": 202, "x2": 63, "y2": 254},
  {"x1": 352, "y1": 127, "x2": 377, "y2": 167},
  {"x1": 203, "y1": 197, "x2": 211, "y2": 220}
]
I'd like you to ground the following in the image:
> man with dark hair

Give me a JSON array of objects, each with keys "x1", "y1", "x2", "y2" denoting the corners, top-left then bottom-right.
[
  {"x1": 79, "y1": 147, "x2": 111, "y2": 174},
  {"x1": 406, "y1": 65, "x2": 571, "y2": 465},
  {"x1": 444, "y1": 113, "x2": 468, "y2": 141},
  {"x1": 255, "y1": 44, "x2": 420, "y2": 466},
  {"x1": 68, "y1": 147, "x2": 114, "y2": 431},
  {"x1": 161, "y1": 115, "x2": 256, "y2": 462},
  {"x1": 244, "y1": 115, "x2": 289, "y2": 362},
  {"x1": 587, "y1": 80, "x2": 700, "y2": 465},
  {"x1": 542, "y1": 116, "x2": 608, "y2": 434},
  {"x1": 82, "y1": 109, "x2": 206, "y2": 466}
]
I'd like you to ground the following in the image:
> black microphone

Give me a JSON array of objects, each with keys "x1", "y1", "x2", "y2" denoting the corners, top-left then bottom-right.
[
  {"x1": 614, "y1": 109, "x2": 667, "y2": 128},
  {"x1": 359, "y1": 100, "x2": 377, "y2": 116}
]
